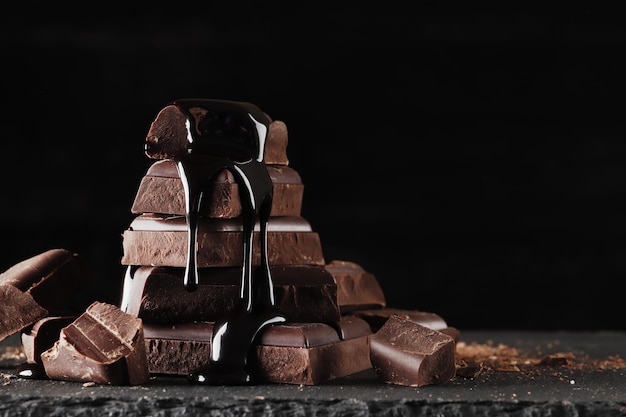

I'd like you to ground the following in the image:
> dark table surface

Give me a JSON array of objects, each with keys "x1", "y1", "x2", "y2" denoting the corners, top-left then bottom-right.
[{"x1": 1, "y1": 330, "x2": 625, "y2": 416}]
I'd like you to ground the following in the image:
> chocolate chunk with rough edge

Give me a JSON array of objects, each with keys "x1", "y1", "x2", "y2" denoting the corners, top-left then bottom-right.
[
  {"x1": 351, "y1": 308, "x2": 448, "y2": 333},
  {"x1": 143, "y1": 317, "x2": 372, "y2": 384},
  {"x1": 324, "y1": 260, "x2": 386, "y2": 313},
  {"x1": 369, "y1": 315, "x2": 456, "y2": 387},
  {"x1": 145, "y1": 104, "x2": 289, "y2": 165},
  {"x1": 131, "y1": 160, "x2": 303, "y2": 218},
  {"x1": 41, "y1": 301, "x2": 150, "y2": 385},
  {"x1": 121, "y1": 214, "x2": 325, "y2": 267},
  {"x1": 0, "y1": 249, "x2": 94, "y2": 341},
  {"x1": 120, "y1": 265, "x2": 340, "y2": 323}
]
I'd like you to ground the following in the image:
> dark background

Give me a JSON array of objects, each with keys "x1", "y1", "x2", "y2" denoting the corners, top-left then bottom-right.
[{"x1": 2, "y1": 5, "x2": 625, "y2": 331}]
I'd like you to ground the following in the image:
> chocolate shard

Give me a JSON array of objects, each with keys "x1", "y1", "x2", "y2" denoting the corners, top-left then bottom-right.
[
  {"x1": 145, "y1": 104, "x2": 289, "y2": 165},
  {"x1": 120, "y1": 265, "x2": 340, "y2": 323},
  {"x1": 370, "y1": 315, "x2": 456, "y2": 387},
  {"x1": 0, "y1": 249, "x2": 94, "y2": 341},
  {"x1": 41, "y1": 301, "x2": 150, "y2": 385},
  {"x1": 21, "y1": 316, "x2": 76, "y2": 364},
  {"x1": 351, "y1": 308, "x2": 449, "y2": 332},
  {"x1": 131, "y1": 160, "x2": 303, "y2": 218},
  {"x1": 324, "y1": 260, "x2": 386, "y2": 313},
  {"x1": 121, "y1": 214, "x2": 325, "y2": 267},
  {"x1": 143, "y1": 317, "x2": 372, "y2": 385}
]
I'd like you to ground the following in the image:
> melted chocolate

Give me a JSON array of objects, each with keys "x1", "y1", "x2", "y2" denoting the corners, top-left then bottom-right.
[{"x1": 160, "y1": 99, "x2": 286, "y2": 384}]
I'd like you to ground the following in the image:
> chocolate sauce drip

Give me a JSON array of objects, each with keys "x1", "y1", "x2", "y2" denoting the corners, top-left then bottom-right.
[{"x1": 170, "y1": 99, "x2": 286, "y2": 385}]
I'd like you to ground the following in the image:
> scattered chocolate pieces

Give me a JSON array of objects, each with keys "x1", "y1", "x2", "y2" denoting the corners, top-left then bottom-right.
[
  {"x1": 41, "y1": 301, "x2": 150, "y2": 385},
  {"x1": 0, "y1": 249, "x2": 93, "y2": 341},
  {"x1": 370, "y1": 315, "x2": 456, "y2": 387}
]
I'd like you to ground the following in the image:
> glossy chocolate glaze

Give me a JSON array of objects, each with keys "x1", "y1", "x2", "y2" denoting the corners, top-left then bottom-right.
[{"x1": 151, "y1": 99, "x2": 286, "y2": 384}]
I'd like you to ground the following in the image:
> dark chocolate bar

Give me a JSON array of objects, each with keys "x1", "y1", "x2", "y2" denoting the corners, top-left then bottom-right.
[
  {"x1": 145, "y1": 104, "x2": 289, "y2": 165},
  {"x1": 131, "y1": 160, "x2": 304, "y2": 218},
  {"x1": 121, "y1": 214, "x2": 325, "y2": 267},
  {"x1": 120, "y1": 265, "x2": 340, "y2": 323},
  {"x1": 41, "y1": 301, "x2": 150, "y2": 386},
  {"x1": 0, "y1": 249, "x2": 94, "y2": 341},
  {"x1": 351, "y1": 308, "x2": 449, "y2": 332},
  {"x1": 324, "y1": 260, "x2": 386, "y2": 313},
  {"x1": 369, "y1": 315, "x2": 456, "y2": 387},
  {"x1": 143, "y1": 317, "x2": 372, "y2": 385}
]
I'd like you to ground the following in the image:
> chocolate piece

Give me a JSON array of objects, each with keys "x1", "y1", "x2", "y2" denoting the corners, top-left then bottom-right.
[
  {"x1": 143, "y1": 317, "x2": 372, "y2": 385},
  {"x1": 120, "y1": 265, "x2": 340, "y2": 323},
  {"x1": 145, "y1": 104, "x2": 289, "y2": 165},
  {"x1": 21, "y1": 316, "x2": 76, "y2": 364},
  {"x1": 0, "y1": 249, "x2": 93, "y2": 341},
  {"x1": 41, "y1": 301, "x2": 150, "y2": 385},
  {"x1": 121, "y1": 214, "x2": 325, "y2": 267},
  {"x1": 370, "y1": 315, "x2": 456, "y2": 387},
  {"x1": 131, "y1": 161, "x2": 303, "y2": 218},
  {"x1": 351, "y1": 308, "x2": 448, "y2": 332},
  {"x1": 324, "y1": 260, "x2": 386, "y2": 313}
]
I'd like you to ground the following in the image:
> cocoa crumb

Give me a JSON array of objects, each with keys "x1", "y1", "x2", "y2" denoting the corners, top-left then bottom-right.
[{"x1": 454, "y1": 340, "x2": 625, "y2": 379}]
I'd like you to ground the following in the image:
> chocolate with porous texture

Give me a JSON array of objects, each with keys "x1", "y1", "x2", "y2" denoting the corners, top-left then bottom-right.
[
  {"x1": 121, "y1": 214, "x2": 325, "y2": 267},
  {"x1": 120, "y1": 265, "x2": 340, "y2": 323},
  {"x1": 0, "y1": 249, "x2": 94, "y2": 341},
  {"x1": 145, "y1": 104, "x2": 289, "y2": 165},
  {"x1": 41, "y1": 301, "x2": 150, "y2": 385},
  {"x1": 351, "y1": 307, "x2": 448, "y2": 332},
  {"x1": 369, "y1": 315, "x2": 456, "y2": 387},
  {"x1": 131, "y1": 160, "x2": 304, "y2": 218},
  {"x1": 143, "y1": 317, "x2": 372, "y2": 385},
  {"x1": 324, "y1": 260, "x2": 386, "y2": 313}
]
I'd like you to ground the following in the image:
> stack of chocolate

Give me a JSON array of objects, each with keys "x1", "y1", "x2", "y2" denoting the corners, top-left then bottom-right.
[
  {"x1": 117, "y1": 99, "x2": 458, "y2": 386},
  {"x1": 1, "y1": 99, "x2": 459, "y2": 387}
]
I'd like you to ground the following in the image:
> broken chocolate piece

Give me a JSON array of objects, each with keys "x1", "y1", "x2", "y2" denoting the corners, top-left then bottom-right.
[
  {"x1": 0, "y1": 249, "x2": 93, "y2": 341},
  {"x1": 324, "y1": 260, "x2": 386, "y2": 313},
  {"x1": 131, "y1": 160, "x2": 303, "y2": 218},
  {"x1": 370, "y1": 315, "x2": 456, "y2": 387},
  {"x1": 121, "y1": 214, "x2": 325, "y2": 267},
  {"x1": 143, "y1": 317, "x2": 372, "y2": 385},
  {"x1": 351, "y1": 308, "x2": 448, "y2": 332},
  {"x1": 145, "y1": 104, "x2": 289, "y2": 165},
  {"x1": 120, "y1": 265, "x2": 340, "y2": 323},
  {"x1": 41, "y1": 301, "x2": 150, "y2": 385}
]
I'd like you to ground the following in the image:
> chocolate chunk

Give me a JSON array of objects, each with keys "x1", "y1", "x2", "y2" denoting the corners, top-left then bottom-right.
[
  {"x1": 145, "y1": 103, "x2": 289, "y2": 165},
  {"x1": 120, "y1": 265, "x2": 340, "y2": 323},
  {"x1": 41, "y1": 301, "x2": 150, "y2": 385},
  {"x1": 21, "y1": 316, "x2": 76, "y2": 364},
  {"x1": 324, "y1": 260, "x2": 386, "y2": 313},
  {"x1": 370, "y1": 315, "x2": 456, "y2": 387},
  {"x1": 143, "y1": 317, "x2": 372, "y2": 385},
  {"x1": 0, "y1": 249, "x2": 94, "y2": 341},
  {"x1": 131, "y1": 160, "x2": 303, "y2": 218},
  {"x1": 351, "y1": 308, "x2": 448, "y2": 332},
  {"x1": 121, "y1": 214, "x2": 325, "y2": 267}
]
